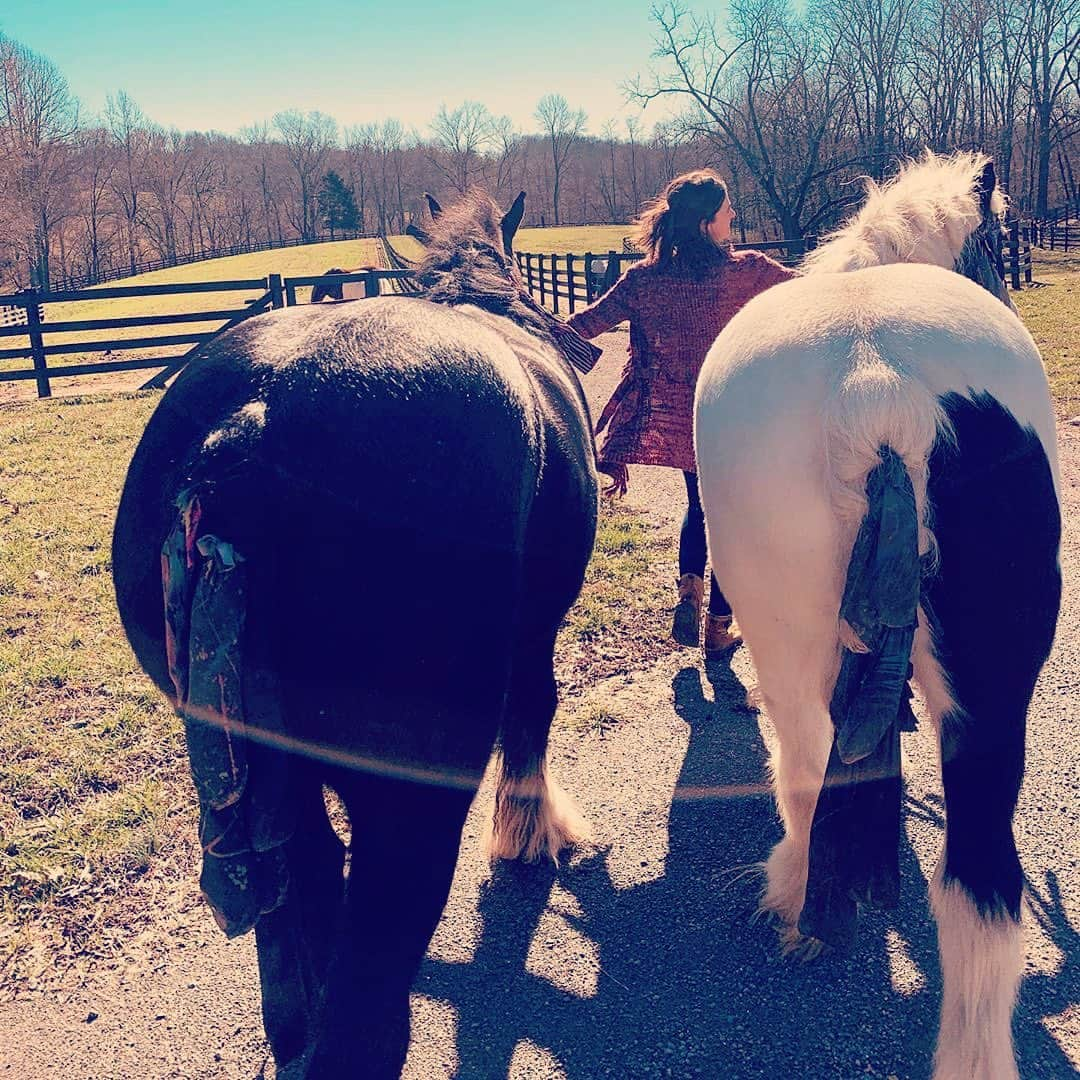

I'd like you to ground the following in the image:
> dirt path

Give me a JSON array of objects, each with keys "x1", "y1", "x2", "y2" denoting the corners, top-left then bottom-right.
[{"x1": 2, "y1": 332, "x2": 1078, "y2": 1079}]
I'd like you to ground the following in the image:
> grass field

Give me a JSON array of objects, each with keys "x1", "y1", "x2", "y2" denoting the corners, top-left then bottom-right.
[
  {"x1": 1013, "y1": 249, "x2": 1080, "y2": 416},
  {"x1": 0, "y1": 392, "x2": 667, "y2": 990}
]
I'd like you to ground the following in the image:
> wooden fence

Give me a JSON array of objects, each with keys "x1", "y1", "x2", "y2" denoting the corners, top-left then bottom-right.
[
  {"x1": 0, "y1": 269, "x2": 408, "y2": 399},
  {"x1": 515, "y1": 238, "x2": 811, "y2": 316},
  {"x1": 1027, "y1": 219, "x2": 1076, "y2": 252},
  {"x1": 0, "y1": 224, "x2": 1039, "y2": 399}
]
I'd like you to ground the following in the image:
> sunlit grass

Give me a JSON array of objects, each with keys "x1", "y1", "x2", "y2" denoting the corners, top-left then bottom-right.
[{"x1": 1014, "y1": 248, "x2": 1080, "y2": 416}]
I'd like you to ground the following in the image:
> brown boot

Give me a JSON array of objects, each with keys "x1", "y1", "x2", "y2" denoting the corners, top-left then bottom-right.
[
  {"x1": 703, "y1": 613, "x2": 742, "y2": 660},
  {"x1": 671, "y1": 573, "x2": 704, "y2": 647}
]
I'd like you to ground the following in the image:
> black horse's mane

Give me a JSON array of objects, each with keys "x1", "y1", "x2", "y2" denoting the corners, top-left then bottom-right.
[{"x1": 414, "y1": 190, "x2": 554, "y2": 342}]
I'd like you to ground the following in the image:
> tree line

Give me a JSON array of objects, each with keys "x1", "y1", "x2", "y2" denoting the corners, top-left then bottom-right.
[{"x1": 0, "y1": 0, "x2": 1075, "y2": 291}]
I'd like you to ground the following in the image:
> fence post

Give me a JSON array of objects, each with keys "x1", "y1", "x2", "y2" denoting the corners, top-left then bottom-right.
[
  {"x1": 538, "y1": 254, "x2": 547, "y2": 307},
  {"x1": 603, "y1": 250, "x2": 619, "y2": 293},
  {"x1": 584, "y1": 253, "x2": 594, "y2": 303},
  {"x1": 525, "y1": 253, "x2": 535, "y2": 297},
  {"x1": 365, "y1": 270, "x2": 380, "y2": 298},
  {"x1": 566, "y1": 254, "x2": 576, "y2": 313},
  {"x1": 1008, "y1": 220, "x2": 1021, "y2": 291},
  {"x1": 24, "y1": 289, "x2": 50, "y2": 399},
  {"x1": 268, "y1": 273, "x2": 284, "y2": 309},
  {"x1": 551, "y1": 254, "x2": 560, "y2": 315}
]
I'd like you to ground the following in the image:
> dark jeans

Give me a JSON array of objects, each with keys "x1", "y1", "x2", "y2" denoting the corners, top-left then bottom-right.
[{"x1": 680, "y1": 471, "x2": 732, "y2": 618}]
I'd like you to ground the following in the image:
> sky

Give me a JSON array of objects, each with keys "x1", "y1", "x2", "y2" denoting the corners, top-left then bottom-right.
[{"x1": 1, "y1": 1, "x2": 683, "y2": 139}]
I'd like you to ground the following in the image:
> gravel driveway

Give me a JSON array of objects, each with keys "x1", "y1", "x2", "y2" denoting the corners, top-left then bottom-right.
[{"x1": 2, "y1": 331, "x2": 1077, "y2": 1080}]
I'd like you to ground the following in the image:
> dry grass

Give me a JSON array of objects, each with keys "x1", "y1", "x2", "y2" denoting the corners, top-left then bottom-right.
[
  {"x1": 1014, "y1": 248, "x2": 1080, "y2": 416},
  {"x1": 514, "y1": 226, "x2": 631, "y2": 256},
  {"x1": 0, "y1": 392, "x2": 197, "y2": 993},
  {"x1": 0, "y1": 391, "x2": 672, "y2": 992}
]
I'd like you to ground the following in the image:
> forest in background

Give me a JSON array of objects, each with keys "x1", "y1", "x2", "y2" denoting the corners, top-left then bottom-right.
[{"x1": 0, "y1": 0, "x2": 1076, "y2": 291}]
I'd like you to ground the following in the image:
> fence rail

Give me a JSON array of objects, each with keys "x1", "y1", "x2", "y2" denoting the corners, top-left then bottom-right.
[{"x1": 1027, "y1": 219, "x2": 1076, "y2": 252}]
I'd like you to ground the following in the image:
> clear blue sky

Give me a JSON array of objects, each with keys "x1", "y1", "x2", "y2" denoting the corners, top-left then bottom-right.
[{"x1": 2, "y1": 1, "x2": 680, "y2": 138}]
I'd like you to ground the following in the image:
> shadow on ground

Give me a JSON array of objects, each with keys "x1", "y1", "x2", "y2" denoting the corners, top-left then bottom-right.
[{"x1": 414, "y1": 657, "x2": 1079, "y2": 1080}]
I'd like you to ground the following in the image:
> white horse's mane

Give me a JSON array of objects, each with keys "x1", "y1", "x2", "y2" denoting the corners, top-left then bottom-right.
[{"x1": 801, "y1": 151, "x2": 1006, "y2": 275}]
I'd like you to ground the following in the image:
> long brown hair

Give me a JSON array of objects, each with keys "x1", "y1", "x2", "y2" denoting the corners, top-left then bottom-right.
[{"x1": 633, "y1": 169, "x2": 730, "y2": 272}]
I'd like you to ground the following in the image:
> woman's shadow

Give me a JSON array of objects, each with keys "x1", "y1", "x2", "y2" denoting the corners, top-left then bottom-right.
[{"x1": 412, "y1": 656, "x2": 1077, "y2": 1078}]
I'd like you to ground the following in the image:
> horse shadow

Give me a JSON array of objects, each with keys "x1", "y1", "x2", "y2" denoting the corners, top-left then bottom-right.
[{"x1": 411, "y1": 657, "x2": 1077, "y2": 1079}]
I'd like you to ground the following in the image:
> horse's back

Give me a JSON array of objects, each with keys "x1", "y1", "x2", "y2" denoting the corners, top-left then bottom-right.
[
  {"x1": 113, "y1": 299, "x2": 556, "y2": 743},
  {"x1": 697, "y1": 263, "x2": 1054, "y2": 470}
]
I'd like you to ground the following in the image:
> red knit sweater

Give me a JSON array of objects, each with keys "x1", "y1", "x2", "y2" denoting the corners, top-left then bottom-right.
[{"x1": 568, "y1": 249, "x2": 795, "y2": 473}]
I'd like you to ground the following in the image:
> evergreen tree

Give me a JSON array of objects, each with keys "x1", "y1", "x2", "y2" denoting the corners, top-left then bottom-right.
[{"x1": 317, "y1": 170, "x2": 360, "y2": 238}]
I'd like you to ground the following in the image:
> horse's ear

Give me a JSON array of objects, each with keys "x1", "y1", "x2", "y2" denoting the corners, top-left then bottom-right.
[
  {"x1": 424, "y1": 193, "x2": 442, "y2": 221},
  {"x1": 407, "y1": 221, "x2": 431, "y2": 245},
  {"x1": 501, "y1": 191, "x2": 526, "y2": 253},
  {"x1": 977, "y1": 161, "x2": 997, "y2": 214}
]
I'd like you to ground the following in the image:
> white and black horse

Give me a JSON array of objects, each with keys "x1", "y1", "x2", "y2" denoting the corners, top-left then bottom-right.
[
  {"x1": 695, "y1": 152, "x2": 1060, "y2": 1079},
  {"x1": 112, "y1": 190, "x2": 597, "y2": 1077}
]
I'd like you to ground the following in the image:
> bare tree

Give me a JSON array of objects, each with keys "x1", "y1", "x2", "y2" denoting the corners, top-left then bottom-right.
[
  {"x1": 273, "y1": 109, "x2": 338, "y2": 239},
  {"x1": 73, "y1": 125, "x2": 115, "y2": 281},
  {"x1": 106, "y1": 90, "x2": 150, "y2": 275},
  {"x1": 635, "y1": 1, "x2": 855, "y2": 240},
  {"x1": 142, "y1": 127, "x2": 189, "y2": 264},
  {"x1": 490, "y1": 115, "x2": 524, "y2": 202},
  {"x1": 535, "y1": 93, "x2": 587, "y2": 225},
  {"x1": 820, "y1": 0, "x2": 915, "y2": 175},
  {"x1": 0, "y1": 34, "x2": 80, "y2": 285},
  {"x1": 429, "y1": 101, "x2": 493, "y2": 193},
  {"x1": 598, "y1": 119, "x2": 621, "y2": 220},
  {"x1": 1027, "y1": 0, "x2": 1080, "y2": 215}
]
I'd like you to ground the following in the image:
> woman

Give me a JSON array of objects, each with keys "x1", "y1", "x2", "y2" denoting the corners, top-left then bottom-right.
[{"x1": 567, "y1": 170, "x2": 794, "y2": 658}]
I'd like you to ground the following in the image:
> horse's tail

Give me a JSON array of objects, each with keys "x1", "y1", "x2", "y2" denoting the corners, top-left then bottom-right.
[
  {"x1": 798, "y1": 338, "x2": 944, "y2": 946},
  {"x1": 823, "y1": 339, "x2": 946, "y2": 653}
]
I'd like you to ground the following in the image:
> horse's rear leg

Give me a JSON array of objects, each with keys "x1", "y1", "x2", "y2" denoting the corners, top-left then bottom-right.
[
  {"x1": 930, "y1": 728, "x2": 1024, "y2": 1080},
  {"x1": 254, "y1": 778, "x2": 346, "y2": 1070},
  {"x1": 305, "y1": 776, "x2": 476, "y2": 1079},
  {"x1": 760, "y1": 689, "x2": 835, "y2": 935},
  {"x1": 736, "y1": 613, "x2": 839, "y2": 936},
  {"x1": 919, "y1": 391, "x2": 1060, "y2": 1079},
  {"x1": 487, "y1": 631, "x2": 588, "y2": 863}
]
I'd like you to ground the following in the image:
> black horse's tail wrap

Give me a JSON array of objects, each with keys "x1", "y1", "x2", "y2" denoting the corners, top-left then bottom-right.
[
  {"x1": 800, "y1": 446, "x2": 920, "y2": 948},
  {"x1": 162, "y1": 488, "x2": 294, "y2": 937}
]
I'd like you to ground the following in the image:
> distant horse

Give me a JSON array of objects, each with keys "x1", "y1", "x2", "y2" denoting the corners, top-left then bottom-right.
[
  {"x1": 695, "y1": 152, "x2": 1060, "y2": 1079},
  {"x1": 112, "y1": 189, "x2": 598, "y2": 1077},
  {"x1": 309, "y1": 265, "x2": 378, "y2": 302}
]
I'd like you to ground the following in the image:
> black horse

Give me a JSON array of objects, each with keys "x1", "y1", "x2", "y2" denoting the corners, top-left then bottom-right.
[{"x1": 112, "y1": 190, "x2": 599, "y2": 1077}]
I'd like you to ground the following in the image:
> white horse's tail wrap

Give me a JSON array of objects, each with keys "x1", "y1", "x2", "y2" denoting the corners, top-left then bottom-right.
[{"x1": 801, "y1": 445, "x2": 920, "y2": 947}]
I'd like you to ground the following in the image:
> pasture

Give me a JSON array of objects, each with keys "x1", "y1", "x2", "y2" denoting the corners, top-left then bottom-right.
[{"x1": 1014, "y1": 249, "x2": 1080, "y2": 414}]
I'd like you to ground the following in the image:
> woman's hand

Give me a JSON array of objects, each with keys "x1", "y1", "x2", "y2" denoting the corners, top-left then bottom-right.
[{"x1": 598, "y1": 461, "x2": 628, "y2": 498}]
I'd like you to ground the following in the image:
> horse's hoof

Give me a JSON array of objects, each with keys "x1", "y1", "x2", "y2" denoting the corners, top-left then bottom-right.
[{"x1": 779, "y1": 923, "x2": 826, "y2": 962}]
